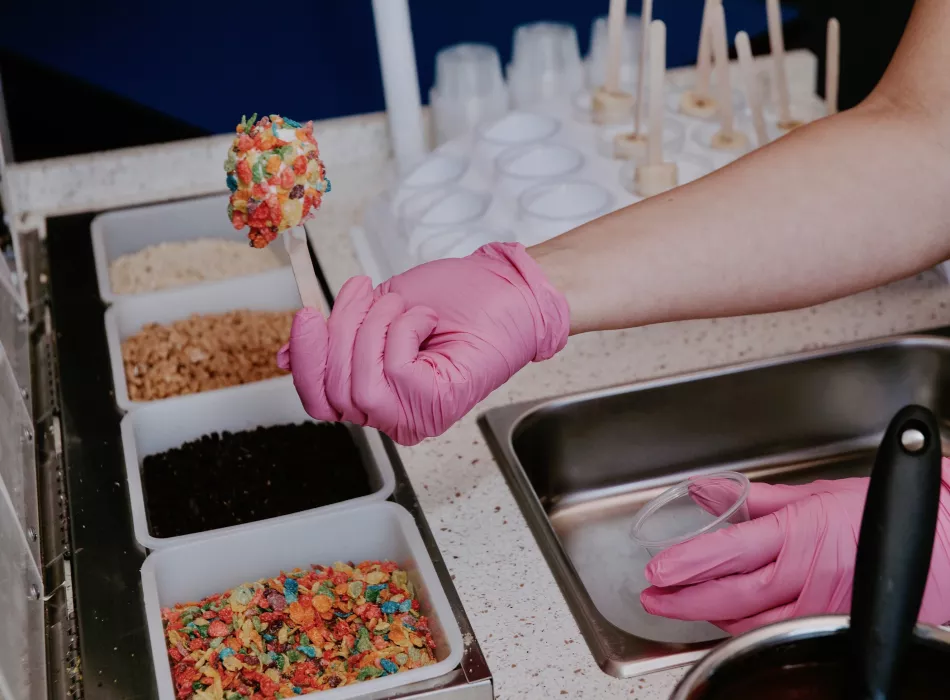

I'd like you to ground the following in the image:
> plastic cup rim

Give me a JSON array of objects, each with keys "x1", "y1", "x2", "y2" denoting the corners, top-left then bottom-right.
[{"x1": 630, "y1": 470, "x2": 751, "y2": 551}]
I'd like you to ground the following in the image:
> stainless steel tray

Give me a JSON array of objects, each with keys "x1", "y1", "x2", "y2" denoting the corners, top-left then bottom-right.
[
  {"x1": 24, "y1": 211, "x2": 492, "y2": 700},
  {"x1": 479, "y1": 334, "x2": 950, "y2": 678}
]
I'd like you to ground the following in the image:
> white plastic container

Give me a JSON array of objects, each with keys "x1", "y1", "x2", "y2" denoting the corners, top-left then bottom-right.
[
  {"x1": 141, "y1": 502, "x2": 464, "y2": 700},
  {"x1": 91, "y1": 194, "x2": 291, "y2": 304},
  {"x1": 121, "y1": 379, "x2": 396, "y2": 550},
  {"x1": 104, "y1": 267, "x2": 303, "y2": 412}
]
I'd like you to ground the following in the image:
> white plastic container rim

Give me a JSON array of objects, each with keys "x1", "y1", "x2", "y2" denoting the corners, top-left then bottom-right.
[
  {"x1": 104, "y1": 268, "x2": 304, "y2": 413},
  {"x1": 120, "y1": 378, "x2": 396, "y2": 550},
  {"x1": 91, "y1": 194, "x2": 291, "y2": 305},
  {"x1": 141, "y1": 501, "x2": 465, "y2": 700}
]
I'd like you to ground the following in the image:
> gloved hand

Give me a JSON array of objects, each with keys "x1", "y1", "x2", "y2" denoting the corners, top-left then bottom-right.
[
  {"x1": 640, "y1": 460, "x2": 950, "y2": 635},
  {"x1": 277, "y1": 242, "x2": 570, "y2": 446}
]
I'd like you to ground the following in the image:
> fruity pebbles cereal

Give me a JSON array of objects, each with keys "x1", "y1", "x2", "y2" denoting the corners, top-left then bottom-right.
[
  {"x1": 225, "y1": 114, "x2": 331, "y2": 249},
  {"x1": 162, "y1": 561, "x2": 436, "y2": 699}
]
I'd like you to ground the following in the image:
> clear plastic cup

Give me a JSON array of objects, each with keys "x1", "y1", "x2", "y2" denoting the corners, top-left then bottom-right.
[
  {"x1": 430, "y1": 43, "x2": 510, "y2": 145},
  {"x1": 507, "y1": 22, "x2": 585, "y2": 108},
  {"x1": 586, "y1": 13, "x2": 642, "y2": 92},
  {"x1": 496, "y1": 142, "x2": 585, "y2": 200},
  {"x1": 518, "y1": 179, "x2": 612, "y2": 245},
  {"x1": 630, "y1": 471, "x2": 751, "y2": 556}
]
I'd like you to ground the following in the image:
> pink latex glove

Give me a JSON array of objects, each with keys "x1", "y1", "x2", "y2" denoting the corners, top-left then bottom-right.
[
  {"x1": 640, "y1": 459, "x2": 950, "y2": 635},
  {"x1": 277, "y1": 242, "x2": 570, "y2": 446}
]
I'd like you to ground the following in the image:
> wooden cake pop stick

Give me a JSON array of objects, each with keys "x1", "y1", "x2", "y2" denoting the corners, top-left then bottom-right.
[
  {"x1": 592, "y1": 0, "x2": 635, "y2": 124},
  {"x1": 633, "y1": 0, "x2": 654, "y2": 136},
  {"x1": 635, "y1": 20, "x2": 677, "y2": 197},
  {"x1": 284, "y1": 227, "x2": 327, "y2": 315},
  {"x1": 709, "y1": 4, "x2": 749, "y2": 151},
  {"x1": 826, "y1": 17, "x2": 840, "y2": 116},
  {"x1": 680, "y1": 0, "x2": 720, "y2": 119},
  {"x1": 736, "y1": 31, "x2": 768, "y2": 147},
  {"x1": 766, "y1": 0, "x2": 796, "y2": 129}
]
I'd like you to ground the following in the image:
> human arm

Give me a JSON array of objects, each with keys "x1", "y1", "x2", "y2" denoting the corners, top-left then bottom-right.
[{"x1": 532, "y1": 0, "x2": 950, "y2": 333}]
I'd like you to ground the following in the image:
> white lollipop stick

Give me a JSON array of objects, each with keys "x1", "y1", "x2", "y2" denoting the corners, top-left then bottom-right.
[
  {"x1": 711, "y1": 3, "x2": 734, "y2": 137},
  {"x1": 826, "y1": 18, "x2": 840, "y2": 116},
  {"x1": 635, "y1": 20, "x2": 677, "y2": 198},
  {"x1": 647, "y1": 20, "x2": 666, "y2": 166},
  {"x1": 284, "y1": 227, "x2": 327, "y2": 315},
  {"x1": 736, "y1": 31, "x2": 768, "y2": 147},
  {"x1": 696, "y1": 0, "x2": 718, "y2": 96},
  {"x1": 634, "y1": 0, "x2": 653, "y2": 136},
  {"x1": 604, "y1": 0, "x2": 628, "y2": 93},
  {"x1": 766, "y1": 0, "x2": 792, "y2": 125}
]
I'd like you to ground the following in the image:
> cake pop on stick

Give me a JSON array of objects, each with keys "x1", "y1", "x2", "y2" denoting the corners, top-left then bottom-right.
[
  {"x1": 735, "y1": 31, "x2": 769, "y2": 148},
  {"x1": 709, "y1": 4, "x2": 750, "y2": 152},
  {"x1": 766, "y1": 0, "x2": 797, "y2": 130},
  {"x1": 680, "y1": 0, "x2": 720, "y2": 119},
  {"x1": 826, "y1": 18, "x2": 840, "y2": 116},
  {"x1": 225, "y1": 114, "x2": 330, "y2": 314},
  {"x1": 634, "y1": 20, "x2": 677, "y2": 197},
  {"x1": 592, "y1": 0, "x2": 636, "y2": 125}
]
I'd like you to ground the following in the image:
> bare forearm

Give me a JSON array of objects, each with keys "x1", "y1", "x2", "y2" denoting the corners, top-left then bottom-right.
[
  {"x1": 531, "y1": 100, "x2": 950, "y2": 334},
  {"x1": 528, "y1": 1, "x2": 950, "y2": 335}
]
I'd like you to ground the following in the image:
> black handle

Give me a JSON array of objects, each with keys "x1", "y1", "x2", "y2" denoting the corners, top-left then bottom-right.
[{"x1": 849, "y1": 405, "x2": 942, "y2": 700}]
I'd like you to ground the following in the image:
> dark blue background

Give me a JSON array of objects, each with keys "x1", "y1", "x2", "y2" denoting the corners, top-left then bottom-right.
[{"x1": 0, "y1": 1, "x2": 791, "y2": 134}]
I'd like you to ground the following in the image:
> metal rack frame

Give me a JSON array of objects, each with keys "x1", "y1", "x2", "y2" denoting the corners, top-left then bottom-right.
[{"x1": 16, "y1": 210, "x2": 492, "y2": 700}]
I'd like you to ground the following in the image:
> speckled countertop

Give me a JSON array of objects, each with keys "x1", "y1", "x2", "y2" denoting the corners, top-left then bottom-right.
[{"x1": 7, "y1": 50, "x2": 950, "y2": 699}]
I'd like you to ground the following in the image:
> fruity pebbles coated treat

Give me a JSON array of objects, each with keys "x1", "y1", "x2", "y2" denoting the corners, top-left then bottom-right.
[
  {"x1": 225, "y1": 114, "x2": 331, "y2": 249},
  {"x1": 163, "y1": 561, "x2": 437, "y2": 699}
]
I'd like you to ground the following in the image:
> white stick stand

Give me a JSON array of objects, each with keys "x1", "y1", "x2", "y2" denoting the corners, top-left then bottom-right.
[
  {"x1": 284, "y1": 227, "x2": 327, "y2": 315},
  {"x1": 635, "y1": 20, "x2": 677, "y2": 198},
  {"x1": 371, "y1": 0, "x2": 427, "y2": 175}
]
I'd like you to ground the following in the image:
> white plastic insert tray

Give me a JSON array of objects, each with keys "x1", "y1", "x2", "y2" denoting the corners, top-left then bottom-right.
[
  {"x1": 141, "y1": 502, "x2": 464, "y2": 700},
  {"x1": 91, "y1": 193, "x2": 291, "y2": 304},
  {"x1": 104, "y1": 266, "x2": 302, "y2": 413},
  {"x1": 121, "y1": 378, "x2": 396, "y2": 550}
]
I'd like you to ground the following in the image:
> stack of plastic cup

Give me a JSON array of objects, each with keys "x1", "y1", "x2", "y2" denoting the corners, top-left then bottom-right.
[
  {"x1": 430, "y1": 43, "x2": 510, "y2": 146},
  {"x1": 586, "y1": 13, "x2": 642, "y2": 93},
  {"x1": 507, "y1": 22, "x2": 585, "y2": 109}
]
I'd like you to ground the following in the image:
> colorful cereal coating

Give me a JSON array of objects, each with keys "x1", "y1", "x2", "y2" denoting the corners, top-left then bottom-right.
[
  {"x1": 225, "y1": 114, "x2": 331, "y2": 249},
  {"x1": 162, "y1": 561, "x2": 436, "y2": 699}
]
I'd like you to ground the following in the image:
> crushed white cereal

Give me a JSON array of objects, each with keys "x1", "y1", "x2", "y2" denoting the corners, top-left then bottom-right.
[{"x1": 108, "y1": 238, "x2": 283, "y2": 295}]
